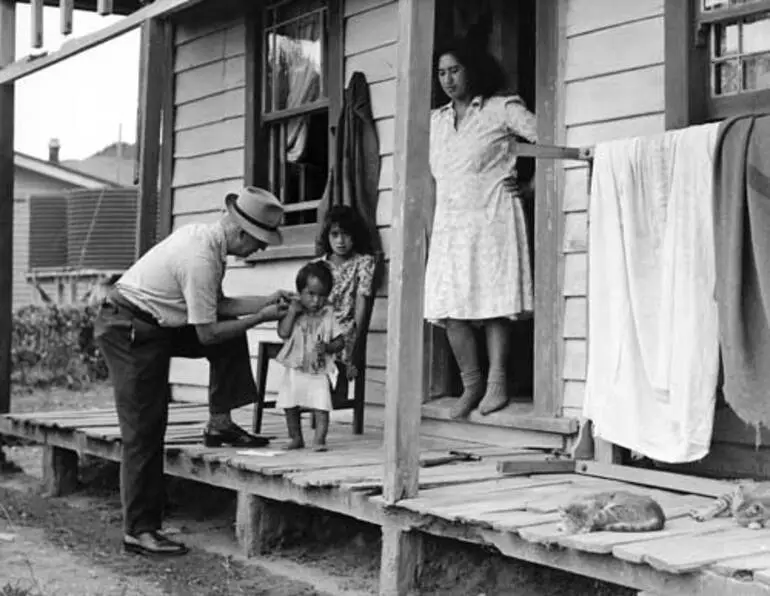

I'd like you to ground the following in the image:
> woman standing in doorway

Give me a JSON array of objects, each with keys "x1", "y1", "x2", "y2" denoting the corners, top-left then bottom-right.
[{"x1": 425, "y1": 37, "x2": 537, "y2": 418}]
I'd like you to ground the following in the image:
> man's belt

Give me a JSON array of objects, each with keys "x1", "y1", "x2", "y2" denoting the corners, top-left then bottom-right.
[{"x1": 106, "y1": 288, "x2": 160, "y2": 326}]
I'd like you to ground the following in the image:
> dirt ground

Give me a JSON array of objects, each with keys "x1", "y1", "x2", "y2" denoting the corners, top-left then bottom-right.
[{"x1": 0, "y1": 384, "x2": 635, "y2": 596}]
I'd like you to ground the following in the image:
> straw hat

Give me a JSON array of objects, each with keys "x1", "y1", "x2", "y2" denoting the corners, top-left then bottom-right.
[{"x1": 224, "y1": 186, "x2": 284, "y2": 245}]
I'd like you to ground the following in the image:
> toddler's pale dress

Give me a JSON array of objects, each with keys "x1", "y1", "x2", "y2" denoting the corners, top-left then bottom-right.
[
  {"x1": 275, "y1": 305, "x2": 344, "y2": 411},
  {"x1": 424, "y1": 95, "x2": 537, "y2": 323}
]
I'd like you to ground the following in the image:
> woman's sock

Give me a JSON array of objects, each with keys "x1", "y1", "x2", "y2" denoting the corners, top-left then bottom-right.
[
  {"x1": 450, "y1": 369, "x2": 485, "y2": 419},
  {"x1": 479, "y1": 367, "x2": 509, "y2": 415}
]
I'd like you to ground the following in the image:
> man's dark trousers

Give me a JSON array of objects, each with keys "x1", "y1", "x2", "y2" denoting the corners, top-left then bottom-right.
[{"x1": 94, "y1": 300, "x2": 256, "y2": 536}]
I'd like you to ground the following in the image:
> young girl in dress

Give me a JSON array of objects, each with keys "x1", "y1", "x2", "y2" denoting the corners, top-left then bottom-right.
[
  {"x1": 276, "y1": 261, "x2": 345, "y2": 451},
  {"x1": 316, "y1": 206, "x2": 377, "y2": 390}
]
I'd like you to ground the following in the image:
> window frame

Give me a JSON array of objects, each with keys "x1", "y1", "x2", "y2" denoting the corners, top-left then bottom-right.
[
  {"x1": 665, "y1": 0, "x2": 770, "y2": 128},
  {"x1": 244, "y1": 0, "x2": 343, "y2": 259}
]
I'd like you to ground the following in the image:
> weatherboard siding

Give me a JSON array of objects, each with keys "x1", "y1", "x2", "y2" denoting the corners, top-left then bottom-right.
[{"x1": 559, "y1": 0, "x2": 666, "y2": 418}]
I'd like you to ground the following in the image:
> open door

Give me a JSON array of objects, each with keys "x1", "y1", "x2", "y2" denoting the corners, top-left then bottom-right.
[{"x1": 427, "y1": 0, "x2": 537, "y2": 406}]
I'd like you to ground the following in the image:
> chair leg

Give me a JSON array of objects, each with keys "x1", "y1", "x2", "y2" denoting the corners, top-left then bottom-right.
[
  {"x1": 353, "y1": 366, "x2": 365, "y2": 435},
  {"x1": 252, "y1": 344, "x2": 270, "y2": 434}
]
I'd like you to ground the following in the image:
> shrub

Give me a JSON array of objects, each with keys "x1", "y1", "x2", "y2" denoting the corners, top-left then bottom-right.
[{"x1": 11, "y1": 304, "x2": 108, "y2": 389}]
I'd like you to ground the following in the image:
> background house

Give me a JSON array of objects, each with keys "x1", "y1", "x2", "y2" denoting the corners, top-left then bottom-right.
[{"x1": 13, "y1": 139, "x2": 137, "y2": 309}]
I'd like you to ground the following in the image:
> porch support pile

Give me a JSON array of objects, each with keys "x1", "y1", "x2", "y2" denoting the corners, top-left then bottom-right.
[{"x1": 381, "y1": 0, "x2": 435, "y2": 593}]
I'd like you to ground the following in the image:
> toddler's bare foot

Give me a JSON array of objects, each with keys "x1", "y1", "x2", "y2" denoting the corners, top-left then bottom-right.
[
  {"x1": 312, "y1": 442, "x2": 328, "y2": 452},
  {"x1": 283, "y1": 438, "x2": 305, "y2": 450}
]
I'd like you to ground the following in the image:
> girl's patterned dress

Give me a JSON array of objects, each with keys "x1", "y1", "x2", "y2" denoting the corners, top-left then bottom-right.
[
  {"x1": 275, "y1": 305, "x2": 344, "y2": 411},
  {"x1": 425, "y1": 95, "x2": 537, "y2": 324},
  {"x1": 318, "y1": 253, "x2": 376, "y2": 367}
]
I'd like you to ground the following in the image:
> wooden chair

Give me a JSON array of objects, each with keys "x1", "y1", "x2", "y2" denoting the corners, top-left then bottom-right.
[{"x1": 251, "y1": 339, "x2": 367, "y2": 435}]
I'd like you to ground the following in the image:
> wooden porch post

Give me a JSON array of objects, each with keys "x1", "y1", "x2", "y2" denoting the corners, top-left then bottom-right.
[
  {"x1": 380, "y1": 0, "x2": 434, "y2": 593},
  {"x1": 0, "y1": 0, "x2": 16, "y2": 419},
  {"x1": 136, "y1": 18, "x2": 170, "y2": 257},
  {"x1": 533, "y1": 0, "x2": 562, "y2": 417}
]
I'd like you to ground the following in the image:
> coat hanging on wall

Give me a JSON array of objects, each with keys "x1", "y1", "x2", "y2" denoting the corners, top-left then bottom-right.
[{"x1": 317, "y1": 71, "x2": 382, "y2": 261}]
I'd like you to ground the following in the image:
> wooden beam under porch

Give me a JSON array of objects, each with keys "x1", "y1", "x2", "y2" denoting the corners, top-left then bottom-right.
[{"x1": 2, "y1": 403, "x2": 770, "y2": 596}]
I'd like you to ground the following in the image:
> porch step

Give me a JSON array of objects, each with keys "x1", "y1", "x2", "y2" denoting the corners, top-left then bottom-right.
[
  {"x1": 421, "y1": 397, "x2": 578, "y2": 435},
  {"x1": 336, "y1": 401, "x2": 569, "y2": 451}
]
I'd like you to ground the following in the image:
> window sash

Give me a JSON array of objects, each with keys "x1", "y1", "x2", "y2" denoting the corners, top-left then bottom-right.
[
  {"x1": 261, "y1": 4, "x2": 328, "y2": 117},
  {"x1": 697, "y1": 0, "x2": 770, "y2": 24},
  {"x1": 246, "y1": 0, "x2": 341, "y2": 239},
  {"x1": 688, "y1": 0, "x2": 770, "y2": 112}
]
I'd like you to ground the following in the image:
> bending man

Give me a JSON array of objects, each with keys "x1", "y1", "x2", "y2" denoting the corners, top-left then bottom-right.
[{"x1": 95, "y1": 187, "x2": 293, "y2": 557}]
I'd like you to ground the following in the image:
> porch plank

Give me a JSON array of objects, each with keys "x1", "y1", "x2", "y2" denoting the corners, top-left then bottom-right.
[
  {"x1": 474, "y1": 509, "x2": 560, "y2": 532},
  {"x1": 645, "y1": 530, "x2": 770, "y2": 574},
  {"x1": 410, "y1": 482, "x2": 578, "y2": 519},
  {"x1": 518, "y1": 490, "x2": 707, "y2": 545},
  {"x1": 710, "y1": 553, "x2": 770, "y2": 577},
  {"x1": 755, "y1": 567, "x2": 770, "y2": 586},
  {"x1": 559, "y1": 509, "x2": 731, "y2": 555},
  {"x1": 576, "y1": 461, "x2": 735, "y2": 497},
  {"x1": 397, "y1": 475, "x2": 574, "y2": 508},
  {"x1": 613, "y1": 527, "x2": 762, "y2": 565}
]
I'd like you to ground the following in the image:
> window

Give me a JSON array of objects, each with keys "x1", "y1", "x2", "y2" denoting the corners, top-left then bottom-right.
[
  {"x1": 249, "y1": 0, "x2": 342, "y2": 234},
  {"x1": 666, "y1": 0, "x2": 770, "y2": 125},
  {"x1": 698, "y1": 0, "x2": 770, "y2": 117}
]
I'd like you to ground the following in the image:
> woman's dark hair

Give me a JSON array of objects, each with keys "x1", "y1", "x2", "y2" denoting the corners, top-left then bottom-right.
[
  {"x1": 434, "y1": 28, "x2": 506, "y2": 101},
  {"x1": 296, "y1": 260, "x2": 334, "y2": 295},
  {"x1": 317, "y1": 205, "x2": 374, "y2": 256}
]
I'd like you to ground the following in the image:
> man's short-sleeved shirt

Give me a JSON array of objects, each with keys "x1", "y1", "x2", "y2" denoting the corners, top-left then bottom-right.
[{"x1": 116, "y1": 221, "x2": 227, "y2": 327}]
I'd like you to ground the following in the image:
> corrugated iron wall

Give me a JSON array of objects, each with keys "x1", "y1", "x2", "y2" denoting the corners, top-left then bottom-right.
[
  {"x1": 28, "y1": 195, "x2": 67, "y2": 269},
  {"x1": 67, "y1": 188, "x2": 139, "y2": 270},
  {"x1": 28, "y1": 188, "x2": 140, "y2": 272}
]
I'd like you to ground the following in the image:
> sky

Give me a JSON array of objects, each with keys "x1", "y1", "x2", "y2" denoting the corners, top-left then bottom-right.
[{"x1": 14, "y1": 4, "x2": 140, "y2": 161}]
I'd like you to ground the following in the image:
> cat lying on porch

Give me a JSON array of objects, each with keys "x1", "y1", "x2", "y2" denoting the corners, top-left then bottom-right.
[
  {"x1": 558, "y1": 491, "x2": 666, "y2": 534},
  {"x1": 690, "y1": 482, "x2": 770, "y2": 529}
]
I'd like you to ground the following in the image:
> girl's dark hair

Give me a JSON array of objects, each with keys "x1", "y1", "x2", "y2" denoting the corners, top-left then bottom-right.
[
  {"x1": 317, "y1": 205, "x2": 374, "y2": 256},
  {"x1": 296, "y1": 260, "x2": 334, "y2": 295}
]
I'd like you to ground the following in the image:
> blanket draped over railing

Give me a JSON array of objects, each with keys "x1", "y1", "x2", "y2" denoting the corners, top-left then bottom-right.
[{"x1": 713, "y1": 114, "x2": 770, "y2": 433}]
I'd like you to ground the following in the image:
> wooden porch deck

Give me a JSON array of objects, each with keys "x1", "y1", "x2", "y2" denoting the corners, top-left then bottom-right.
[{"x1": 2, "y1": 404, "x2": 770, "y2": 595}]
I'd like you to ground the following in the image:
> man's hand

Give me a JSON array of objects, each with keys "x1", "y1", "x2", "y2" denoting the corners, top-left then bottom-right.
[
  {"x1": 259, "y1": 300, "x2": 290, "y2": 321},
  {"x1": 287, "y1": 298, "x2": 304, "y2": 315},
  {"x1": 270, "y1": 289, "x2": 297, "y2": 306}
]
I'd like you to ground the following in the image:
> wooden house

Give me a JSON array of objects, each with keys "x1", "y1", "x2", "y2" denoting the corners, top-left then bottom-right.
[
  {"x1": 4, "y1": 0, "x2": 770, "y2": 594},
  {"x1": 12, "y1": 148, "x2": 121, "y2": 309}
]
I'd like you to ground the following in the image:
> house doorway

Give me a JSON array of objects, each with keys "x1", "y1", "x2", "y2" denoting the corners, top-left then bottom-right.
[{"x1": 427, "y1": 0, "x2": 537, "y2": 406}]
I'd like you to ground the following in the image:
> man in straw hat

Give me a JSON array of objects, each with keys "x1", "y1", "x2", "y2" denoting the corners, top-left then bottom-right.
[{"x1": 95, "y1": 186, "x2": 294, "y2": 557}]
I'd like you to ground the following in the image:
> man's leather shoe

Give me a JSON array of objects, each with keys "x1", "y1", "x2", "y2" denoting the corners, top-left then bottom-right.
[
  {"x1": 123, "y1": 531, "x2": 188, "y2": 556},
  {"x1": 203, "y1": 422, "x2": 271, "y2": 448}
]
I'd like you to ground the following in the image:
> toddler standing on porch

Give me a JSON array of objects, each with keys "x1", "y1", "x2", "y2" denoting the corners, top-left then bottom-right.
[{"x1": 275, "y1": 261, "x2": 345, "y2": 451}]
